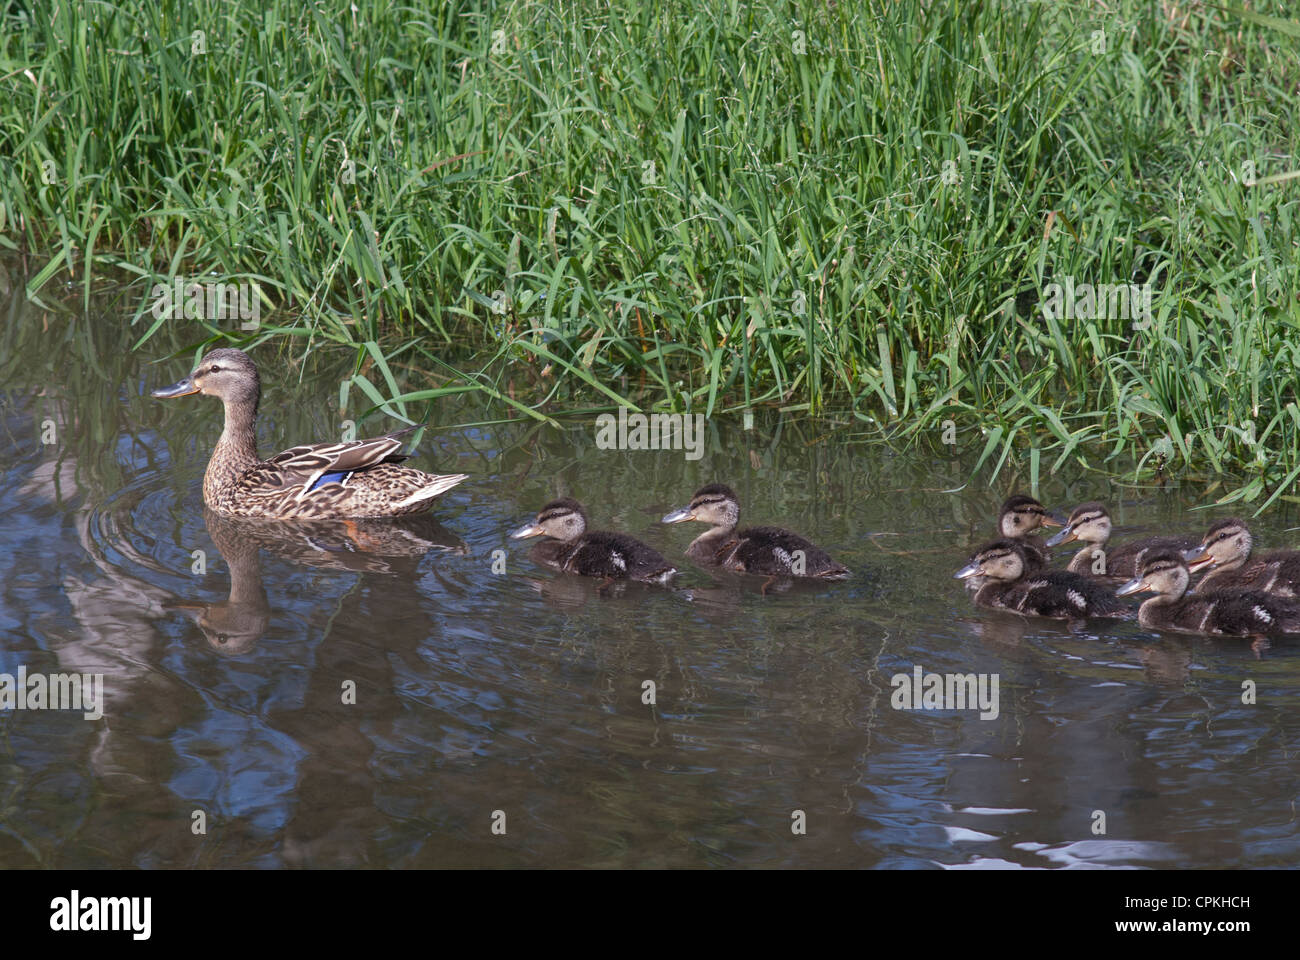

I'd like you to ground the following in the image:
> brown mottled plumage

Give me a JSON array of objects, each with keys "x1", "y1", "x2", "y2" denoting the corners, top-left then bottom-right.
[
  {"x1": 1118, "y1": 552, "x2": 1300, "y2": 637},
  {"x1": 151, "y1": 348, "x2": 467, "y2": 518},
  {"x1": 994, "y1": 494, "x2": 1061, "y2": 572},
  {"x1": 661, "y1": 483, "x2": 849, "y2": 580},
  {"x1": 1182, "y1": 518, "x2": 1300, "y2": 597},
  {"x1": 954, "y1": 538, "x2": 1122, "y2": 620},
  {"x1": 1046, "y1": 501, "x2": 1197, "y2": 581},
  {"x1": 512, "y1": 498, "x2": 677, "y2": 583}
]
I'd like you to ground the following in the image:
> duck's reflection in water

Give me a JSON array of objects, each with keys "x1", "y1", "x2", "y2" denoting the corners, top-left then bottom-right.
[
  {"x1": 962, "y1": 609, "x2": 1212, "y2": 687},
  {"x1": 167, "y1": 508, "x2": 467, "y2": 654},
  {"x1": 680, "y1": 569, "x2": 842, "y2": 622},
  {"x1": 963, "y1": 612, "x2": 1032, "y2": 648},
  {"x1": 515, "y1": 557, "x2": 850, "y2": 611},
  {"x1": 519, "y1": 572, "x2": 687, "y2": 610}
]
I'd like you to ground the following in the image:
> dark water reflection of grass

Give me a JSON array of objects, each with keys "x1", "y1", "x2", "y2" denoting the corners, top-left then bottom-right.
[{"x1": 0, "y1": 294, "x2": 1297, "y2": 868}]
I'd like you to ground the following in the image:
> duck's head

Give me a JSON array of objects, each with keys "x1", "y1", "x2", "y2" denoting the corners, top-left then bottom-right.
[
  {"x1": 512, "y1": 497, "x2": 587, "y2": 542},
  {"x1": 998, "y1": 494, "x2": 1063, "y2": 539},
  {"x1": 662, "y1": 483, "x2": 740, "y2": 527},
  {"x1": 152, "y1": 347, "x2": 260, "y2": 406},
  {"x1": 1181, "y1": 518, "x2": 1251, "y2": 573},
  {"x1": 1045, "y1": 501, "x2": 1111, "y2": 547},
  {"x1": 164, "y1": 598, "x2": 269, "y2": 657},
  {"x1": 1116, "y1": 553, "x2": 1190, "y2": 599},
  {"x1": 953, "y1": 539, "x2": 1028, "y2": 583}
]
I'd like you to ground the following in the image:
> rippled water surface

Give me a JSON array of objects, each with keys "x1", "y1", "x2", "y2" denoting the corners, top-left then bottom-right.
[{"x1": 1, "y1": 309, "x2": 1297, "y2": 869}]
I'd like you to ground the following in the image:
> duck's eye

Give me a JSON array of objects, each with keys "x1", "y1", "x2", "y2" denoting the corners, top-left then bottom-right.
[{"x1": 209, "y1": 364, "x2": 221, "y2": 373}]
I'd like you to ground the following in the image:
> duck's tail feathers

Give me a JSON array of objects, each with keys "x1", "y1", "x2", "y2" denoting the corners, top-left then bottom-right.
[{"x1": 392, "y1": 473, "x2": 469, "y2": 509}]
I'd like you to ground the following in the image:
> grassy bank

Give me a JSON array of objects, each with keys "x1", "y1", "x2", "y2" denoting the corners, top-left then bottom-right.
[{"x1": 2, "y1": 1, "x2": 1299, "y2": 508}]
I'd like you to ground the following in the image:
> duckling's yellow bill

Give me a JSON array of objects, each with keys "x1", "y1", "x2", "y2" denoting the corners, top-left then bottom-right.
[
  {"x1": 661, "y1": 506, "x2": 695, "y2": 523},
  {"x1": 1181, "y1": 546, "x2": 1216, "y2": 573},
  {"x1": 1115, "y1": 577, "x2": 1148, "y2": 596},
  {"x1": 511, "y1": 523, "x2": 544, "y2": 539},
  {"x1": 151, "y1": 376, "x2": 200, "y2": 399}
]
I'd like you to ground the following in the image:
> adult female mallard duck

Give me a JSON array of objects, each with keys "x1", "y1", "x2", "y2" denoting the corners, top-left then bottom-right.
[
  {"x1": 1117, "y1": 552, "x2": 1300, "y2": 637},
  {"x1": 1045, "y1": 502, "x2": 1199, "y2": 581},
  {"x1": 953, "y1": 538, "x2": 1122, "y2": 619},
  {"x1": 1180, "y1": 518, "x2": 1300, "y2": 597},
  {"x1": 511, "y1": 498, "x2": 677, "y2": 583},
  {"x1": 151, "y1": 347, "x2": 467, "y2": 519},
  {"x1": 660, "y1": 483, "x2": 850, "y2": 581},
  {"x1": 994, "y1": 494, "x2": 1062, "y2": 571}
]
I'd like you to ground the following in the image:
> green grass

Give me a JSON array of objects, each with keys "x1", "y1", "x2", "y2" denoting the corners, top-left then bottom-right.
[{"x1": 2, "y1": 0, "x2": 1299, "y2": 510}]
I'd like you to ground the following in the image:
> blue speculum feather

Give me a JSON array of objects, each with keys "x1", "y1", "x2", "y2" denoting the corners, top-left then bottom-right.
[{"x1": 308, "y1": 470, "x2": 352, "y2": 492}]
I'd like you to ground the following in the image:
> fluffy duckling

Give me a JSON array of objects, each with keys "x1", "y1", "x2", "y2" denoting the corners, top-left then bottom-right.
[
  {"x1": 1117, "y1": 552, "x2": 1300, "y2": 637},
  {"x1": 953, "y1": 538, "x2": 1122, "y2": 620},
  {"x1": 1045, "y1": 502, "x2": 1199, "y2": 581},
  {"x1": 511, "y1": 498, "x2": 677, "y2": 584},
  {"x1": 661, "y1": 483, "x2": 850, "y2": 581},
  {"x1": 995, "y1": 494, "x2": 1061, "y2": 570},
  {"x1": 1181, "y1": 518, "x2": 1300, "y2": 597}
]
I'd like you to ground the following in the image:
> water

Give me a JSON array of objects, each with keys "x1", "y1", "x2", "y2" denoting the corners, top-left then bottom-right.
[{"x1": 1, "y1": 298, "x2": 1297, "y2": 868}]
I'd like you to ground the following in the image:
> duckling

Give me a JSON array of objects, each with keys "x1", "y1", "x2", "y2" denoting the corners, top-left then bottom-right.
[
  {"x1": 1181, "y1": 518, "x2": 1300, "y2": 597},
  {"x1": 1117, "y1": 552, "x2": 1300, "y2": 637},
  {"x1": 661, "y1": 483, "x2": 850, "y2": 581},
  {"x1": 953, "y1": 538, "x2": 1122, "y2": 619},
  {"x1": 511, "y1": 498, "x2": 677, "y2": 584},
  {"x1": 995, "y1": 494, "x2": 1061, "y2": 571},
  {"x1": 1045, "y1": 502, "x2": 1199, "y2": 581}
]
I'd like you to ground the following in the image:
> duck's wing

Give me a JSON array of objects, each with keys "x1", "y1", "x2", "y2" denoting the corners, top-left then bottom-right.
[
  {"x1": 263, "y1": 430, "x2": 415, "y2": 499},
  {"x1": 728, "y1": 526, "x2": 844, "y2": 575},
  {"x1": 570, "y1": 531, "x2": 672, "y2": 578}
]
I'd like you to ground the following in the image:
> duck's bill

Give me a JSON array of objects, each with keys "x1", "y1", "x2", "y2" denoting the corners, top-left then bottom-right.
[
  {"x1": 953, "y1": 561, "x2": 982, "y2": 580},
  {"x1": 510, "y1": 523, "x2": 544, "y2": 540},
  {"x1": 661, "y1": 506, "x2": 695, "y2": 523},
  {"x1": 161, "y1": 599, "x2": 207, "y2": 613},
  {"x1": 1045, "y1": 525, "x2": 1076, "y2": 547},
  {"x1": 151, "y1": 377, "x2": 199, "y2": 399},
  {"x1": 1040, "y1": 513, "x2": 1066, "y2": 529},
  {"x1": 1182, "y1": 546, "x2": 1216, "y2": 572},
  {"x1": 1115, "y1": 577, "x2": 1148, "y2": 596}
]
